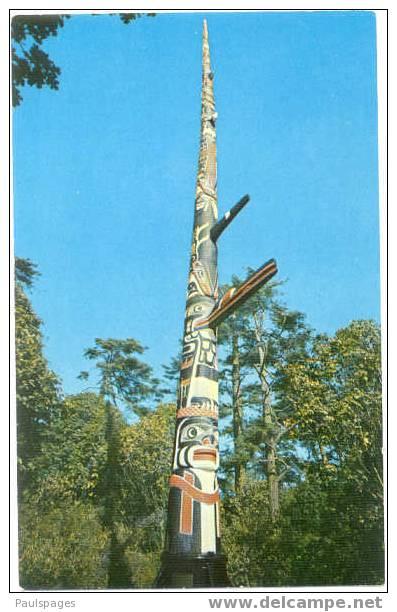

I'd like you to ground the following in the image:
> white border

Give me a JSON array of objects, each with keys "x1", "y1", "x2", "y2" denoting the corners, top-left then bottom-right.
[{"x1": 4, "y1": 3, "x2": 390, "y2": 607}]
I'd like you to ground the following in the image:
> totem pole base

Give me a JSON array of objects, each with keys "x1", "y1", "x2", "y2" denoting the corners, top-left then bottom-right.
[{"x1": 155, "y1": 552, "x2": 230, "y2": 588}]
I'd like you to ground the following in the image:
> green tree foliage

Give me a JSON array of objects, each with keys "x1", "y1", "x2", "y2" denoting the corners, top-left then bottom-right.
[
  {"x1": 120, "y1": 403, "x2": 175, "y2": 529},
  {"x1": 223, "y1": 320, "x2": 383, "y2": 586},
  {"x1": 218, "y1": 277, "x2": 312, "y2": 517},
  {"x1": 32, "y1": 393, "x2": 108, "y2": 503},
  {"x1": 222, "y1": 481, "x2": 289, "y2": 587},
  {"x1": 119, "y1": 403, "x2": 176, "y2": 586},
  {"x1": 119, "y1": 13, "x2": 156, "y2": 24},
  {"x1": 281, "y1": 320, "x2": 384, "y2": 585},
  {"x1": 282, "y1": 320, "x2": 382, "y2": 482},
  {"x1": 18, "y1": 390, "x2": 174, "y2": 587},
  {"x1": 224, "y1": 466, "x2": 383, "y2": 586},
  {"x1": 162, "y1": 351, "x2": 182, "y2": 399},
  {"x1": 15, "y1": 258, "x2": 61, "y2": 493},
  {"x1": 217, "y1": 289, "x2": 253, "y2": 492},
  {"x1": 18, "y1": 390, "x2": 111, "y2": 588},
  {"x1": 15, "y1": 261, "x2": 109, "y2": 588},
  {"x1": 19, "y1": 499, "x2": 109, "y2": 589},
  {"x1": 11, "y1": 15, "x2": 69, "y2": 106},
  {"x1": 78, "y1": 338, "x2": 167, "y2": 587},
  {"x1": 80, "y1": 337, "x2": 163, "y2": 415},
  {"x1": 11, "y1": 13, "x2": 156, "y2": 107},
  {"x1": 15, "y1": 256, "x2": 40, "y2": 287}
]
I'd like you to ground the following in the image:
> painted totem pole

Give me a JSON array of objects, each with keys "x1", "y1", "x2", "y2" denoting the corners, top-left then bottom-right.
[{"x1": 156, "y1": 20, "x2": 277, "y2": 588}]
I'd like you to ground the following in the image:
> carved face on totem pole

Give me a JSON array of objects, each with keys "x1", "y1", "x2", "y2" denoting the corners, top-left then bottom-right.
[{"x1": 173, "y1": 416, "x2": 219, "y2": 472}]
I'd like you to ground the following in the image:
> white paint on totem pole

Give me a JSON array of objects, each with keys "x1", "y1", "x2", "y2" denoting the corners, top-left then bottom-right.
[
  {"x1": 197, "y1": 469, "x2": 217, "y2": 553},
  {"x1": 187, "y1": 378, "x2": 218, "y2": 408},
  {"x1": 216, "y1": 502, "x2": 221, "y2": 537},
  {"x1": 185, "y1": 328, "x2": 218, "y2": 409}
]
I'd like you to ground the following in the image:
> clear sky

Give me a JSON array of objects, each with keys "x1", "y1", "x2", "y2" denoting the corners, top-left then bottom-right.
[{"x1": 13, "y1": 10, "x2": 380, "y2": 396}]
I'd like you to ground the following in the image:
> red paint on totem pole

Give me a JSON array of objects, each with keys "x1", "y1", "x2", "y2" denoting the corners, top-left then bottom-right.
[{"x1": 180, "y1": 471, "x2": 195, "y2": 535}]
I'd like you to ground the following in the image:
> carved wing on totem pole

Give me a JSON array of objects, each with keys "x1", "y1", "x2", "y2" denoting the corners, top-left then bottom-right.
[
  {"x1": 196, "y1": 194, "x2": 278, "y2": 329},
  {"x1": 206, "y1": 257, "x2": 277, "y2": 328}
]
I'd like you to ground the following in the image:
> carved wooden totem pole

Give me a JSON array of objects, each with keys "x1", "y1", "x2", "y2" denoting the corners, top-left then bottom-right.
[{"x1": 156, "y1": 20, "x2": 277, "y2": 588}]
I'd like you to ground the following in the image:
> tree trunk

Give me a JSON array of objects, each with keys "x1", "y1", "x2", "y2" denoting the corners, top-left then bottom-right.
[
  {"x1": 107, "y1": 529, "x2": 132, "y2": 588},
  {"x1": 263, "y1": 392, "x2": 279, "y2": 521},
  {"x1": 103, "y1": 403, "x2": 131, "y2": 588},
  {"x1": 257, "y1": 341, "x2": 279, "y2": 522},
  {"x1": 232, "y1": 333, "x2": 245, "y2": 491}
]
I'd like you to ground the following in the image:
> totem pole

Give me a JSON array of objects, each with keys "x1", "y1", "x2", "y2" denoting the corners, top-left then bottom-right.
[{"x1": 156, "y1": 20, "x2": 277, "y2": 588}]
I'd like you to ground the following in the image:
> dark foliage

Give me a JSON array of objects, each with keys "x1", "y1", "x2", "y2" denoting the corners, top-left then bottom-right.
[{"x1": 11, "y1": 15, "x2": 68, "y2": 106}]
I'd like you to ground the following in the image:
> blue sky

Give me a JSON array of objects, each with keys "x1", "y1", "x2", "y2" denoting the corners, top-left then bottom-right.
[{"x1": 13, "y1": 11, "x2": 379, "y2": 396}]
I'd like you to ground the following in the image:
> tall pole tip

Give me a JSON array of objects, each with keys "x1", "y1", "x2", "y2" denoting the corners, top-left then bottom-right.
[{"x1": 202, "y1": 19, "x2": 211, "y2": 75}]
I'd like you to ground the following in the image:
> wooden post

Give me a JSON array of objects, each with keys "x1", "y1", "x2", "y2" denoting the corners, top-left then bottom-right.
[{"x1": 156, "y1": 20, "x2": 277, "y2": 588}]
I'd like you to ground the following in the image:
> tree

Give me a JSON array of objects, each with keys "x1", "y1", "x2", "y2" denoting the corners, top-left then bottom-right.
[
  {"x1": 17, "y1": 390, "x2": 113, "y2": 588},
  {"x1": 15, "y1": 257, "x2": 61, "y2": 493},
  {"x1": 100, "y1": 401, "x2": 131, "y2": 588},
  {"x1": 79, "y1": 336, "x2": 163, "y2": 587},
  {"x1": 223, "y1": 319, "x2": 384, "y2": 587},
  {"x1": 119, "y1": 403, "x2": 176, "y2": 586},
  {"x1": 222, "y1": 480, "x2": 290, "y2": 587},
  {"x1": 11, "y1": 13, "x2": 156, "y2": 107},
  {"x1": 14, "y1": 261, "x2": 110, "y2": 588},
  {"x1": 15, "y1": 256, "x2": 40, "y2": 287},
  {"x1": 218, "y1": 298, "x2": 252, "y2": 492},
  {"x1": 19, "y1": 499, "x2": 109, "y2": 589},
  {"x1": 280, "y1": 320, "x2": 384, "y2": 584},
  {"x1": 218, "y1": 276, "x2": 312, "y2": 519},
  {"x1": 11, "y1": 15, "x2": 69, "y2": 106},
  {"x1": 79, "y1": 337, "x2": 163, "y2": 415},
  {"x1": 31, "y1": 392, "x2": 108, "y2": 503},
  {"x1": 281, "y1": 320, "x2": 382, "y2": 489},
  {"x1": 14, "y1": 261, "x2": 176, "y2": 588},
  {"x1": 245, "y1": 286, "x2": 311, "y2": 520},
  {"x1": 161, "y1": 349, "x2": 182, "y2": 400}
]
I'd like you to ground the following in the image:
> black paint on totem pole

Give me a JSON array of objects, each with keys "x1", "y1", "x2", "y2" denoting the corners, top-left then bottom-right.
[{"x1": 155, "y1": 20, "x2": 277, "y2": 589}]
